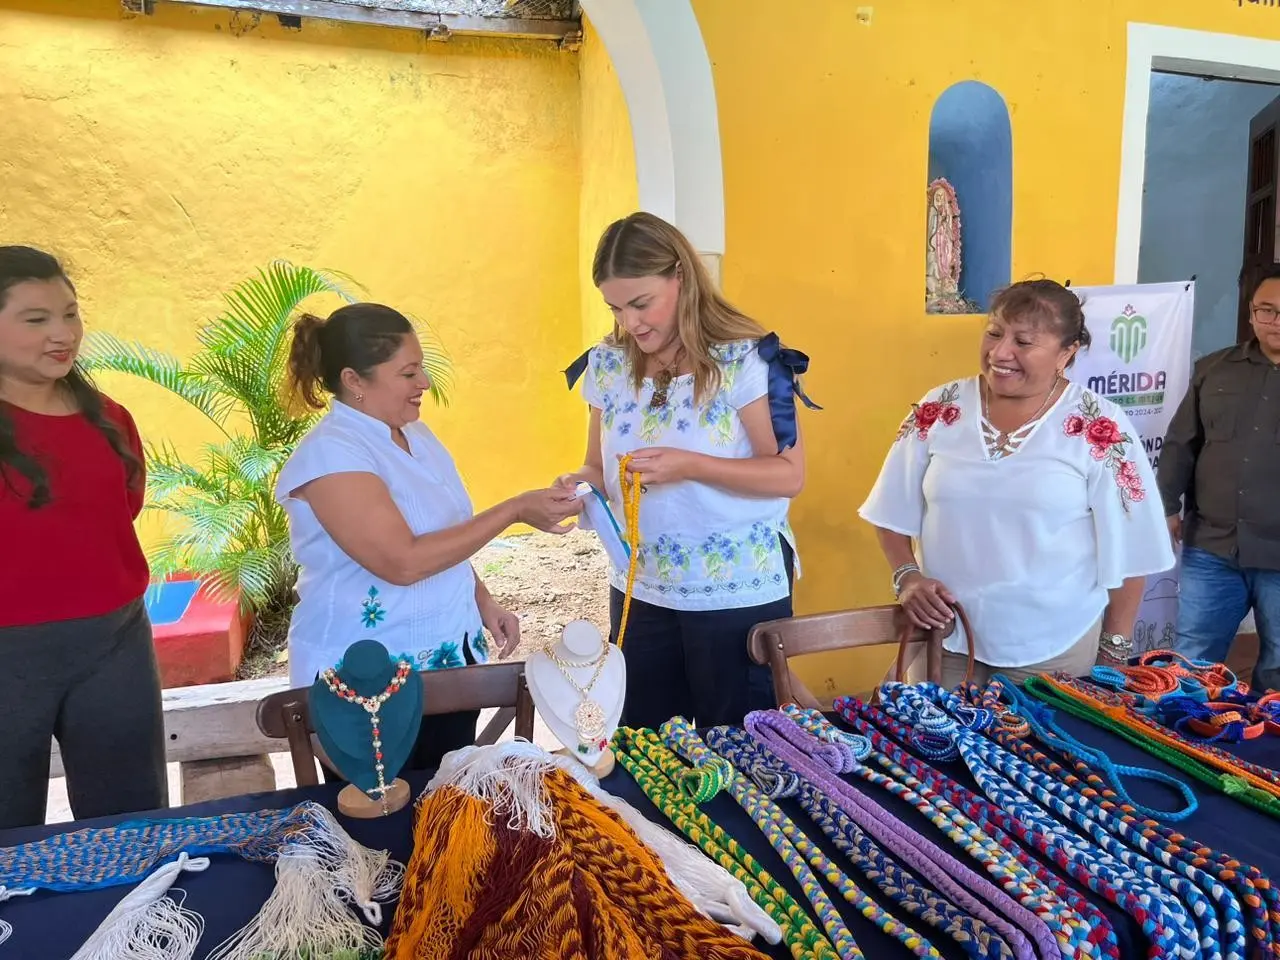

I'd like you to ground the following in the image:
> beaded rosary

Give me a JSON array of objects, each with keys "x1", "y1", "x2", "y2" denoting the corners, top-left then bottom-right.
[
  {"x1": 706, "y1": 725, "x2": 1014, "y2": 960},
  {"x1": 827, "y1": 702, "x2": 1121, "y2": 960},
  {"x1": 961, "y1": 678, "x2": 1198, "y2": 822},
  {"x1": 1022, "y1": 676, "x2": 1280, "y2": 820},
  {"x1": 984, "y1": 680, "x2": 1280, "y2": 958},
  {"x1": 927, "y1": 685, "x2": 1248, "y2": 960},
  {"x1": 1038, "y1": 675, "x2": 1280, "y2": 801},
  {"x1": 612, "y1": 726, "x2": 840, "y2": 960},
  {"x1": 615, "y1": 454, "x2": 642, "y2": 649},
  {"x1": 746, "y1": 709, "x2": 1056, "y2": 960},
  {"x1": 771, "y1": 705, "x2": 1096, "y2": 960},
  {"x1": 659, "y1": 718, "x2": 866, "y2": 959},
  {"x1": 871, "y1": 686, "x2": 1202, "y2": 960},
  {"x1": 320, "y1": 657, "x2": 412, "y2": 812}
]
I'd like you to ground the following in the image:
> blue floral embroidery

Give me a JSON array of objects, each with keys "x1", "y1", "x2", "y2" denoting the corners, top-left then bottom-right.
[
  {"x1": 699, "y1": 533, "x2": 740, "y2": 582},
  {"x1": 699, "y1": 394, "x2": 736, "y2": 446},
  {"x1": 651, "y1": 535, "x2": 692, "y2": 583},
  {"x1": 619, "y1": 421, "x2": 633, "y2": 436},
  {"x1": 424, "y1": 642, "x2": 465, "y2": 671},
  {"x1": 676, "y1": 418, "x2": 690, "y2": 432},
  {"x1": 360, "y1": 587, "x2": 385, "y2": 628},
  {"x1": 747, "y1": 522, "x2": 781, "y2": 572}
]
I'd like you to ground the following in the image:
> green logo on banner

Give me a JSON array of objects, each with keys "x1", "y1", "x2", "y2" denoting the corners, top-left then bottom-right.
[{"x1": 1110, "y1": 305, "x2": 1147, "y2": 365}]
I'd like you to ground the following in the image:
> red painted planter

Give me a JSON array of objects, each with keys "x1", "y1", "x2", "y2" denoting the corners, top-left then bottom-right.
[{"x1": 145, "y1": 575, "x2": 250, "y2": 688}]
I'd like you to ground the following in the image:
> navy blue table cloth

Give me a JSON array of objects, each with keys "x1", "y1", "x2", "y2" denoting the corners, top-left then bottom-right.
[{"x1": 2, "y1": 709, "x2": 1279, "y2": 960}]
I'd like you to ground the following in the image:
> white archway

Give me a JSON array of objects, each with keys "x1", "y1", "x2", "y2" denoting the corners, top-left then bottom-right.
[{"x1": 578, "y1": 0, "x2": 725, "y2": 268}]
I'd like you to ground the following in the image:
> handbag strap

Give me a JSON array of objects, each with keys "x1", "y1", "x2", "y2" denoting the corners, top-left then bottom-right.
[{"x1": 894, "y1": 603, "x2": 975, "y2": 687}]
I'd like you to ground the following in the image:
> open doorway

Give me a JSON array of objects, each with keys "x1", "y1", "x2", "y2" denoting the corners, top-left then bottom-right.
[{"x1": 1136, "y1": 72, "x2": 1279, "y2": 359}]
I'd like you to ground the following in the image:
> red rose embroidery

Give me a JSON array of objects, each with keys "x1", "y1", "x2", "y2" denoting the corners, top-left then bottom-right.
[
  {"x1": 1085, "y1": 417, "x2": 1123, "y2": 448},
  {"x1": 896, "y1": 383, "x2": 962, "y2": 441},
  {"x1": 1067, "y1": 393, "x2": 1144, "y2": 512}
]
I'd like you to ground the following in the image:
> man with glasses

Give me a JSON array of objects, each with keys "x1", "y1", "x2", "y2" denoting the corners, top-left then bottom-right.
[{"x1": 1157, "y1": 266, "x2": 1280, "y2": 691}]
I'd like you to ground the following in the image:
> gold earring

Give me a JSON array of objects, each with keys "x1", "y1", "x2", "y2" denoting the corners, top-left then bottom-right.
[{"x1": 355, "y1": 393, "x2": 364, "y2": 402}]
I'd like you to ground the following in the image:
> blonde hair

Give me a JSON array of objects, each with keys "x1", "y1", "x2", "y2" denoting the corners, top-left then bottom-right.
[{"x1": 593, "y1": 212, "x2": 766, "y2": 405}]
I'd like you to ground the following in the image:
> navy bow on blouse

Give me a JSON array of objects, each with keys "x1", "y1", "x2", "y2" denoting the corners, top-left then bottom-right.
[{"x1": 562, "y1": 332, "x2": 820, "y2": 452}]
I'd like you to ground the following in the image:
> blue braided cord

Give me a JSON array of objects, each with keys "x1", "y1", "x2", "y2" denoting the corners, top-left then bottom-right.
[
  {"x1": 0, "y1": 804, "x2": 315, "y2": 893},
  {"x1": 879, "y1": 685, "x2": 1199, "y2": 960},
  {"x1": 839, "y1": 701, "x2": 1123, "y2": 960},
  {"x1": 996, "y1": 676, "x2": 1198, "y2": 822},
  {"x1": 782, "y1": 707, "x2": 1099, "y2": 959},
  {"x1": 706, "y1": 727, "x2": 965, "y2": 960},
  {"x1": 973, "y1": 682, "x2": 1278, "y2": 960},
  {"x1": 954, "y1": 712, "x2": 1243, "y2": 960},
  {"x1": 660, "y1": 718, "x2": 865, "y2": 959}
]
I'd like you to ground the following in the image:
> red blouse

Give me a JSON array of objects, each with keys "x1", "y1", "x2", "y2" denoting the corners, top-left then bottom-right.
[{"x1": 0, "y1": 396, "x2": 150, "y2": 628}]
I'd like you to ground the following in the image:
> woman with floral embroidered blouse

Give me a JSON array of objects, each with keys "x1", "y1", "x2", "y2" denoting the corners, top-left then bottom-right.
[
  {"x1": 861, "y1": 279, "x2": 1174, "y2": 687},
  {"x1": 560, "y1": 212, "x2": 817, "y2": 728}
]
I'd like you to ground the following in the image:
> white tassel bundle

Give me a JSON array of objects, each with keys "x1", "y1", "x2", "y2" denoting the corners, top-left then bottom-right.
[
  {"x1": 70, "y1": 853, "x2": 208, "y2": 960},
  {"x1": 206, "y1": 806, "x2": 403, "y2": 960},
  {"x1": 431, "y1": 742, "x2": 781, "y2": 944}
]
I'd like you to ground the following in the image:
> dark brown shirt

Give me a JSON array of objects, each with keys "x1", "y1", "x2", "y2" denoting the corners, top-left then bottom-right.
[{"x1": 1157, "y1": 339, "x2": 1280, "y2": 570}]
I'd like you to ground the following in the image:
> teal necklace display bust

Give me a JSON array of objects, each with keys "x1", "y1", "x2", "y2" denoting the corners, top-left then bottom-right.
[{"x1": 311, "y1": 639, "x2": 421, "y2": 817}]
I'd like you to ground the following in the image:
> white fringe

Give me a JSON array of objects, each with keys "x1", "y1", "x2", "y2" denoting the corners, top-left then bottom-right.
[
  {"x1": 431, "y1": 743, "x2": 781, "y2": 944},
  {"x1": 205, "y1": 803, "x2": 404, "y2": 960},
  {"x1": 70, "y1": 853, "x2": 208, "y2": 960}
]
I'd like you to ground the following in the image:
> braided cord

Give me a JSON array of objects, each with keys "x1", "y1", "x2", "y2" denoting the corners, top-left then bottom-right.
[
  {"x1": 974, "y1": 682, "x2": 1280, "y2": 959},
  {"x1": 659, "y1": 718, "x2": 863, "y2": 958},
  {"x1": 612, "y1": 727, "x2": 837, "y2": 960},
  {"x1": 1021, "y1": 677, "x2": 1280, "y2": 820},
  {"x1": 708, "y1": 725, "x2": 1011, "y2": 960},
  {"x1": 831, "y1": 703, "x2": 1120, "y2": 960},
  {"x1": 868, "y1": 688, "x2": 1196, "y2": 959}
]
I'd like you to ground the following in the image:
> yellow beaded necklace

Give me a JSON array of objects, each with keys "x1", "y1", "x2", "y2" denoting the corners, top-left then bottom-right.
[{"x1": 616, "y1": 454, "x2": 643, "y2": 649}]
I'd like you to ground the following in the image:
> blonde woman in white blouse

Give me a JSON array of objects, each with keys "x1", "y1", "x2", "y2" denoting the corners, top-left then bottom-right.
[{"x1": 860, "y1": 279, "x2": 1174, "y2": 687}]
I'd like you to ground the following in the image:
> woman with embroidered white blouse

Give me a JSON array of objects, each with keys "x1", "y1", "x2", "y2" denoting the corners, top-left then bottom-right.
[
  {"x1": 560, "y1": 213, "x2": 817, "y2": 728},
  {"x1": 276, "y1": 303, "x2": 582, "y2": 772},
  {"x1": 861, "y1": 279, "x2": 1174, "y2": 686}
]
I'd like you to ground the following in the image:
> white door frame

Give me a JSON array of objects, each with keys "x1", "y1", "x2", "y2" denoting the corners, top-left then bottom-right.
[
  {"x1": 1116, "y1": 23, "x2": 1280, "y2": 283},
  {"x1": 577, "y1": 0, "x2": 725, "y2": 260}
]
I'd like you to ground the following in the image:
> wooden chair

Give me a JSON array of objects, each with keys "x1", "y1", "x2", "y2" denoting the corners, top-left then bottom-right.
[
  {"x1": 256, "y1": 660, "x2": 536, "y2": 787},
  {"x1": 747, "y1": 604, "x2": 960, "y2": 710}
]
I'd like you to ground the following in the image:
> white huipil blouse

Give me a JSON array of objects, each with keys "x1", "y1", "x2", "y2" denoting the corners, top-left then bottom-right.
[{"x1": 859, "y1": 377, "x2": 1175, "y2": 667}]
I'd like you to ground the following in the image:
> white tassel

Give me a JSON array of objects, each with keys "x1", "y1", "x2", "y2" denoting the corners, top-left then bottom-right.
[
  {"x1": 205, "y1": 804, "x2": 404, "y2": 960},
  {"x1": 70, "y1": 853, "x2": 209, "y2": 960},
  {"x1": 204, "y1": 846, "x2": 380, "y2": 960},
  {"x1": 0, "y1": 885, "x2": 34, "y2": 949},
  {"x1": 435, "y1": 743, "x2": 780, "y2": 944}
]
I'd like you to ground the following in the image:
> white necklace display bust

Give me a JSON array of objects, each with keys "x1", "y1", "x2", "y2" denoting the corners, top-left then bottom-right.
[{"x1": 526, "y1": 620, "x2": 626, "y2": 771}]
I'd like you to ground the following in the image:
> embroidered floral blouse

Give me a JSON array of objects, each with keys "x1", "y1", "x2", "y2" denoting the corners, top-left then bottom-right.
[
  {"x1": 860, "y1": 377, "x2": 1174, "y2": 667},
  {"x1": 579, "y1": 339, "x2": 798, "y2": 611},
  {"x1": 275, "y1": 401, "x2": 485, "y2": 688}
]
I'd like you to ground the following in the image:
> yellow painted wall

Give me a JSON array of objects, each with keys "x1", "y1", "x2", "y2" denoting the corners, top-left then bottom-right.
[
  {"x1": 691, "y1": 0, "x2": 1280, "y2": 695},
  {"x1": 0, "y1": 0, "x2": 585, "y2": 546},
  {"x1": 577, "y1": 17, "x2": 638, "y2": 350}
]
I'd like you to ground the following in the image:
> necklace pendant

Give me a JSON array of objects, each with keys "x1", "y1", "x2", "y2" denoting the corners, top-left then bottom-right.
[
  {"x1": 573, "y1": 698, "x2": 607, "y2": 742},
  {"x1": 648, "y1": 389, "x2": 668, "y2": 410}
]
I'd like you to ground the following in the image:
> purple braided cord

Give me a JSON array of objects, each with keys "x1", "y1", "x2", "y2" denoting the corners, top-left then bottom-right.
[{"x1": 746, "y1": 710, "x2": 1058, "y2": 960}]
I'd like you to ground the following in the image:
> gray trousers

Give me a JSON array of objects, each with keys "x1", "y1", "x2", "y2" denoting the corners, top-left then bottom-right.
[{"x1": 0, "y1": 599, "x2": 168, "y2": 829}]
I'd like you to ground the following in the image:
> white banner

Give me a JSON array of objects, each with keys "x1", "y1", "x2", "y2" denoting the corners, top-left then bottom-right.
[{"x1": 1067, "y1": 281, "x2": 1194, "y2": 654}]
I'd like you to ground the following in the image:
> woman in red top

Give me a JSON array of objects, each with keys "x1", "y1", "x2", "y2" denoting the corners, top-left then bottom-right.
[{"x1": 0, "y1": 246, "x2": 167, "y2": 828}]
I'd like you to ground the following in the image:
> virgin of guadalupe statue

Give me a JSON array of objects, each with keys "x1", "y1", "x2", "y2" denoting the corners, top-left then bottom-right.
[{"x1": 925, "y1": 178, "x2": 978, "y2": 314}]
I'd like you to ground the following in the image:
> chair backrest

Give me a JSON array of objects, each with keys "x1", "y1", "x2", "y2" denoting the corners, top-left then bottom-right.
[
  {"x1": 255, "y1": 660, "x2": 536, "y2": 787},
  {"x1": 746, "y1": 604, "x2": 943, "y2": 710}
]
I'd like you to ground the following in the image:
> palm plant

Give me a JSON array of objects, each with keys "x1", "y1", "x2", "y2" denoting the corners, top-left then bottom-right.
[{"x1": 81, "y1": 261, "x2": 451, "y2": 661}]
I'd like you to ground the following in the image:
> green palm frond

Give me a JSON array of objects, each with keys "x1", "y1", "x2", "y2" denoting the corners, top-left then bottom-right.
[
  {"x1": 79, "y1": 334, "x2": 228, "y2": 432},
  {"x1": 98, "y1": 260, "x2": 452, "y2": 620}
]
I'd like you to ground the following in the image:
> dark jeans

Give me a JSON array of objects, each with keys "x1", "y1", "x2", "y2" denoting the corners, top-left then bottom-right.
[
  {"x1": 609, "y1": 540, "x2": 794, "y2": 729},
  {"x1": 1176, "y1": 545, "x2": 1280, "y2": 691},
  {"x1": 320, "y1": 638, "x2": 480, "y2": 783},
  {"x1": 0, "y1": 599, "x2": 168, "y2": 829}
]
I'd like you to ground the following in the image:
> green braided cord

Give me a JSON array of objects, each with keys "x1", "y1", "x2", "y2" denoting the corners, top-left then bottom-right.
[
  {"x1": 1022, "y1": 678, "x2": 1280, "y2": 820},
  {"x1": 613, "y1": 727, "x2": 838, "y2": 960},
  {"x1": 661, "y1": 718, "x2": 870, "y2": 959}
]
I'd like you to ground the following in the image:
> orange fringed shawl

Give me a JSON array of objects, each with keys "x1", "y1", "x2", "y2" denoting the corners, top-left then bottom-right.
[{"x1": 385, "y1": 767, "x2": 770, "y2": 960}]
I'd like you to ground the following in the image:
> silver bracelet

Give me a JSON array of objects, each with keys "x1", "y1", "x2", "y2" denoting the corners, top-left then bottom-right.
[
  {"x1": 1099, "y1": 632, "x2": 1133, "y2": 661},
  {"x1": 892, "y1": 563, "x2": 920, "y2": 597}
]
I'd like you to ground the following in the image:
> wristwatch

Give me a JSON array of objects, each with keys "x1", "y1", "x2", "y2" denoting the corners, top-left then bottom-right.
[{"x1": 1098, "y1": 632, "x2": 1133, "y2": 662}]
